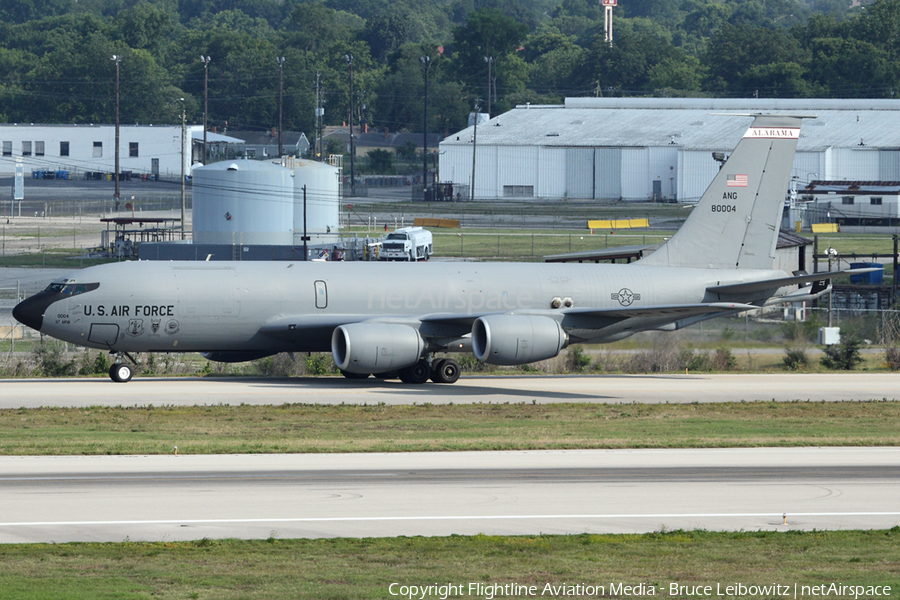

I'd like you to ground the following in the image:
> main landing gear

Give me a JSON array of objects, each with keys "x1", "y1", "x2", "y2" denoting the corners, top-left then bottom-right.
[
  {"x1": 108, "y1": 351, "x2": 138, "y2": 383},
  {"x1": 340, "y1": 357, "x2": 461, "y2": 385}
]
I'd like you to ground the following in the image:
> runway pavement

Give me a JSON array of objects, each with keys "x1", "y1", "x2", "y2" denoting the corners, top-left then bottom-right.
[
  {"x1": 1, "y1": 447, "x2": 897, "y2": 543},
  {"x1": 0, "y1": 372, "x2": 898, "y2": 408}
]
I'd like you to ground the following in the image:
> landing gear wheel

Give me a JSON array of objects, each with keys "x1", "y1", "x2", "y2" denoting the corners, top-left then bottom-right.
[
  {"x1": 341, "y1": 370, "x2": 370, "y2": 379},
  {"x1": 431, "y1": 359, "x2": 460, "y2": 384},
  {"x1": 109, "y1": 363, "x2": 133, "y2": 383},
  {"x1": 373, "y1": 371, "x2": 399, "y2": 380},
  {"x1": 399, "y1": 361, "x2": 430, "y2": 384}
]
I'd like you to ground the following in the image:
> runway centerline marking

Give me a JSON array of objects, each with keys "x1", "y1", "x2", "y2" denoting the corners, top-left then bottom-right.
[{"x1": 2, "y1": 512, "x2": 899, "y2": 528}]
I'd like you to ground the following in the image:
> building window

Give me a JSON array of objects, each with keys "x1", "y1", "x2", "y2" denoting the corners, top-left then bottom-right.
[
  {"x1": 35, "y1": 141, "x2": 44, "y2": 156},
  {"x1": 871, "y1": 197, "x2": 883, "y2": 205},
  {"x1": 60, "y1": 141, "x2": 69, "y2": 156},
  {"x1": 842, "y1": 196, "x2": 855, "y2": 205},
  {"x1": 2, "y1": 141, "x2": 10, "y2": 156},
  {"x1": 22, "y1": 141, "x2": 31, "y2": 156},
  {"x1": 93, "y1": 141, "x2": 102, "y2": 158},
  {"x1": 129, "y1": 142, "x2": 139, "y2": 157},
  {"x1": 246, "y1": 148, "x2": 256, "y2": 157}
]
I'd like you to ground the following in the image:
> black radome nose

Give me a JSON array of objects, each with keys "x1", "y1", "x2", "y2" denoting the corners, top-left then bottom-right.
[{"x1": 12, "y1": 292, "x2": 57, "y2": 332}]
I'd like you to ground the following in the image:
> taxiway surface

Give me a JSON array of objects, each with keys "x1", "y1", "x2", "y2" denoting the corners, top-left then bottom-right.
[
  {"x1": 0, "y1": 373, "x2": 897, "y2": 408},
  {"x1": 1, "y1": 448, "x2": 898, "y2": 543}
]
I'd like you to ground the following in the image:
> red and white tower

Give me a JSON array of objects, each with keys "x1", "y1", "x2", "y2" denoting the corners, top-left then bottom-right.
[{"x1": 602, "y1": 0, "x2": 616, "y2": 45}]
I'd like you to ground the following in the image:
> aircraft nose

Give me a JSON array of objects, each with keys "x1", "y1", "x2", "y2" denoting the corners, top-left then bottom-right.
[{"x1": 12, "y1": 292, "x2": 57, "y2": 332}]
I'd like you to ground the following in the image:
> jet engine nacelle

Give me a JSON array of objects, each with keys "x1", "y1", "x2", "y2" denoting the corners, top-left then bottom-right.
[
  {"x1": 472, "y1": 315, "x2": 567, "y2": 365},
  {"x1": 332, "y1": 323, "x2": 425, "y2": 374}
]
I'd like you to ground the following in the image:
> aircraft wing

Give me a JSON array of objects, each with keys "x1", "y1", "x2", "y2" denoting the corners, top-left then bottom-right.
[
  {"x1": 260, "y1": 303, "x2": 757, "y2": 342},
  {"x1": 259, "y1": 312, "x2": 493, "y2": 341},
  {"x1": 559, "y1": 302, "x2": 757, "y2": 321},
  {"x1": 707, "y1": 268, "x2": 881, "y2": 295}
]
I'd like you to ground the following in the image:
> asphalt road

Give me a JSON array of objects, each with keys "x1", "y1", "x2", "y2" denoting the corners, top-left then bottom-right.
[
  {"x1": 1, "y1": 448, "x2": 897, "y2": 543},
  {"x1": 0, "y1": 373, "x2": 897, "y2": 408}
]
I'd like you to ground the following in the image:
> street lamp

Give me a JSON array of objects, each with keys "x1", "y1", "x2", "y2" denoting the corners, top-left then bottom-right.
[
  {"x1": 276, "y1": 56, "x2": 285, "y2": 157},
  {"x1": 170, "y1": 97, "x2": 186, "y2": 239},
  {"x1": 484, "y1": 56, "x2": 493, "y2": 118},
  {"x1": 200, "y1": 55, "x2": 211, "y2": 164},
  {"x1": 420, "y1": 55, "x2": 431, "y2": 200},
  {"x1": 111, "y1": 54, "x2": 121, "y2": 211},
  {"x1": 345, "y1": 53, "x2": 355, "y2": 196}
]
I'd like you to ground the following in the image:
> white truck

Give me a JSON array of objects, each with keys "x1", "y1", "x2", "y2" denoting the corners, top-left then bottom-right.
[{"x1": 380, "y1": 226, "x2": 433, "y2": 261}]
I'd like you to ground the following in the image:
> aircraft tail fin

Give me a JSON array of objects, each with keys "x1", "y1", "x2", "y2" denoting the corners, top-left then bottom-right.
[{"x1": 640, "y1": 114, "x2": 809, "y2": 270}]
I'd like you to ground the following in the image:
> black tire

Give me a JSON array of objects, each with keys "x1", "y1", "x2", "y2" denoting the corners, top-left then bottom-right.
[
  {"x1": 109, "y1": 363, "x2": 133, "y2": 383},
  {"x1": 399, "y1": 361, "x2": 430, "y2": 384},
  {"x1": 373, "y1": 371, "x2": 399, "y2": 380},
  {"x1": 340, "y1": 370, "x2": 370, "y2": 379},
  {"x1": 431, "y1": 359, "x2": 460, "y2": 384}
]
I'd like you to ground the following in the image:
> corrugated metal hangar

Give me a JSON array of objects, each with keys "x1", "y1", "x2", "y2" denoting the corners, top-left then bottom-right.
[{"x1": 438, "y1": 98, "x2": 900, "y2": 202}]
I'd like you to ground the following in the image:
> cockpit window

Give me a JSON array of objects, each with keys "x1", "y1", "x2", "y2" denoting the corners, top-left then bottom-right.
[{"x1": 44, "y1": 282, "x2": 99, "y2": 296}]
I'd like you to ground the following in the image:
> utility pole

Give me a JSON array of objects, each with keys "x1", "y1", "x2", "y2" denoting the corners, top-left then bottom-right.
[
  {"x1": 345, "y1": 53, "x2": 355, "y2": 196},
  {"x1": 420, "y1": 55, "x2": 431, "y2": 200},
  {"x1": 276, "y1": 56, "x2": 285, "y2": 157},
  {"x1": 180, "y1": 101, "x2": 186, "y2": 239},
  {"x1": 302, "y1": 185, "x2": 309, "y2": 260},
  {"x1": 314, "y1": 71, "x2": 322, "y2": 160},
  {"x1": 201, "y1": 55, "x2": 211, "y2": 164},
  {"x1": 484, "y1": 56, "x2": 493, "y2": 118},
  {"x1": 112, "y1": 54, "x2": 121, "y2": 211}
]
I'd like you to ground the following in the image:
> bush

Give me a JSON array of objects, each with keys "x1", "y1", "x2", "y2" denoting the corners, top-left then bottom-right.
[
  {"x1": 566, "y1": 346, "x2": 591, "y2": 372},
  {"x1": 622, "y1": 334, "x2": 682, "y2": 373},
  {"x1": 782, "y1": 348, "x2": 809, "y2": 370},
  {"x1": 708, "y1": 347, "x2": 736, "y2": 371},
  {"x1": 885, "y1": 346, "x2": 900, "y2": 371},
  {"x1": 78, "y1": 351, "x2": 110, "y2": 376},
  {"x1": 366, "y1": 149, "x2": 393, "y2": 173},
  {"x1": 32, "y1": 341, "x2": 76, "y2": 377},
  {"x1": 781, "y1": 315, "x2": 822, "y2": 343},
  {"x1": 820, "y1": 336, "x2": 863, "y2": 370},
  {"x1": 680, "y1": 349, "x2": 707, "y2": 372},
  {"x1": 305, "y1": 353, "x2": 336, "y2": 375}
]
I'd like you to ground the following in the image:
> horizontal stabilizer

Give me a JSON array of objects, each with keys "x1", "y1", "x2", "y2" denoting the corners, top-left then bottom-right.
[{"x1": 708, "y1": 268, "x2": 881, "y2": 295}]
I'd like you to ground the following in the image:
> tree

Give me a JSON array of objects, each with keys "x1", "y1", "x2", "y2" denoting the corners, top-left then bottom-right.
[
  {"x1": 367, "y1": 148, "x2": 393, "y2": 172},
  {"x1": 703, "y1": 24, "x2": 811, "y2": 95},
  {"x1": 820, "y1": 336, "x2": 863, "y2": 370},
  {"x1": 451, "y1": 7, "x2": 529, "y2": 100},
  {"x1": 361, "y1": 12, "x2": 411, "y2": 63}
]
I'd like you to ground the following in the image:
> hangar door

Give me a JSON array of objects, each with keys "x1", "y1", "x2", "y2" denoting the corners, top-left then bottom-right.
[
  {"x1": 595, "y1": 148, "x2": 622, "y2": 200},
  {"x1": 566, "y1": 148, "x2": 594, "y2": 199},
  {"x1": 880, "y1": 150, "x2": 900, "y2": 180}
]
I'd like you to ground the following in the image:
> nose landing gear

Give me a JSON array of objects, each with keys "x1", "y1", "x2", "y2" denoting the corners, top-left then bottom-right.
[{"x1": 108, "y1": 351, "x2": 139, "y2": 383}]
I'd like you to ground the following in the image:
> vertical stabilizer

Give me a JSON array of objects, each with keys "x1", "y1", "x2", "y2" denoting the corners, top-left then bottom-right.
[{"x1": 640, "y1": 114, "x2": 808, "y2": 270}]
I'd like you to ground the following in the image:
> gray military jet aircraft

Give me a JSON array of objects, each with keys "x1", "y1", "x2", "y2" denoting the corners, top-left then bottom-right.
[{"x1": 13, "y1": 114, "x2": 857, "y2": 384}]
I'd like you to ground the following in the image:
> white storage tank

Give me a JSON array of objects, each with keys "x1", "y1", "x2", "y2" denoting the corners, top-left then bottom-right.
[
  {"x1": 291, "y1": 158, "x2": 340, "y2": 243},
  {"x1": 192, "y1": 160, "x2": 294, "y2": 245}
]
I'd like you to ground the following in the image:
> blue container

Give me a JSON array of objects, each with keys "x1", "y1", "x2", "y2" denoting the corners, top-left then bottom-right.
[{"x1": 849, "y1": 262, "x2": 883, "y2": 284}]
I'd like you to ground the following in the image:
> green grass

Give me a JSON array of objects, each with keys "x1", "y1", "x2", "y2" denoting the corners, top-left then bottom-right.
[
  {"x1": 1, "y1": 401, "x2": 899, "y2": 455},
  {"x1": 0, "y1": 249, "x2": 112, "y2": 268},
  {"x1": 0, "y1": 530, "x2": 896, "y2": 599},
  {"x1": 432, "y1": 230, "x2": 669, "y2": 259}
]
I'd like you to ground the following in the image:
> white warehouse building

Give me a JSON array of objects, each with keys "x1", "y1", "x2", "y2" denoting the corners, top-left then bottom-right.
[
  {"x1": 0, "y1": 123, "x2": 200, "y2": 179},
  {"x1": 439, "y1": 98, "x2": 900, "y2": 202}
]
